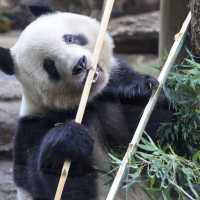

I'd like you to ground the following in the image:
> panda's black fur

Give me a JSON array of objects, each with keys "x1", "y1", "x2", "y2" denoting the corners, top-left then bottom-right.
[
  {"x1": 14, "y1": 116, "x2": 96, "y2": 199},
  {"x1": 13, "y1": 60, "x2": 172, "y2": 199}
]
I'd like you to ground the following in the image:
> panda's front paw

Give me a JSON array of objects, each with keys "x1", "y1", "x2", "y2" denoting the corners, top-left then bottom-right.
[
  {"x1": 134, "y1": 75, "x2": 158, "y2": 97},
  {"x1": 61, "y1": 121, "x2": 94, "y2": 161},
  {"x1": 143, "y1": 75, "x2": 158, "y2": 95},
  {"x1": 38, "y1": 121, "x2": 93, "y2": 170}
]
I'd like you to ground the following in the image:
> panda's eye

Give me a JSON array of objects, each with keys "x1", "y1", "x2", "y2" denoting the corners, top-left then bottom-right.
[
  {"x1": 43, "y1": 58, "x2": 60, "y2": 81},
  {"x1": 63, "y1": 34, "x2": 75, "y2": 44},
  {"x1": 63, "y1": 34, "x2": 88, "y2": 46}
]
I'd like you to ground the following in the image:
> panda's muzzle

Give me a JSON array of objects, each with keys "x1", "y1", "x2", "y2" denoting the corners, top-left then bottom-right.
[
  {"x1": 72, "y1": 56, "x2": 87, "y2": 75},
  {"x1": 72, "y1": 55, "x2": 102, "y2": 83}
]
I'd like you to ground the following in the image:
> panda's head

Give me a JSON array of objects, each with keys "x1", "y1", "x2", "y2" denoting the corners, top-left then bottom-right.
[{"x1": 0, "y1": 12, "x2": 115, "y2": 115}]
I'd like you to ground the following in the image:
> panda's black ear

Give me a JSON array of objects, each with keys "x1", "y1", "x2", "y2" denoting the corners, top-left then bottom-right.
[
  {"x1": 29, "y1": 5, "x2": 54, "y2": 17},
  {"x1": 0, "y1": 47, "x2": 14, "y2": 75}
]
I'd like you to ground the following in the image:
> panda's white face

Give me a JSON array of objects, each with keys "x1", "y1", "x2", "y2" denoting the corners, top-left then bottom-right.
[{"x1": 11, "y1": 12, "x2": 115, "y2": 115}]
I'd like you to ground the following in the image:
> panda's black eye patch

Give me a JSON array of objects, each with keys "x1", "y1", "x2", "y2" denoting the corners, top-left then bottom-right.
[
  {"x1": 43, "y1": 58, "x2": 60, "y2": 81},
  {"x1": 63, "y1": 34, "x2": 88, "y2": 46}
]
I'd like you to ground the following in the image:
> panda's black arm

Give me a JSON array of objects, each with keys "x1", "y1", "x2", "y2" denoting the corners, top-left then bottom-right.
[
  {"x1": 14, "y1": 118, "x2": 95, "y2": 199},
  {"x1": 94, "y1": 96, "x2": 174, "y2": 150},
  {"x1": 102, "y1": 59, "x2": 158, "y2": 100},
  {"x1": 37, "y1": 121, "x2": 93, "y2": 172}
]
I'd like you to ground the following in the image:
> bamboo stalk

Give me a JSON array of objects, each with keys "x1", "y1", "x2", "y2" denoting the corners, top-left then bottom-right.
[
  {"x1": 54, "y1": 0, "x2": 115, "y2": 199},
  {"x1": 106, "y1": 12, "x2": 191, "y2": 200}
]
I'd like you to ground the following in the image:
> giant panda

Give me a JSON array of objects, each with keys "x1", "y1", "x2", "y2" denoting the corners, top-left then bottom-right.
[{"x1": 0, "y1": 10, "x2": 172, "y2": 200}]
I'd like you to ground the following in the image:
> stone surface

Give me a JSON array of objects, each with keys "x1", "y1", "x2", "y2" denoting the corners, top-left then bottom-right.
[
  {"x1": 109, "y1": 12, "x2": 159, "y2": 54},
  {"x1": 0, "y1": 80, "x2": 21, "y2": 100},
  {"x1": 0, "y1": 12, "x2": 159, "y2": 54},
  {"x1": 0, "y1": 0, "x2": 19, "y2": 10},
  {"x1": 0, "y1": 161, "x2": 16, "y2": 200},
  {"x1": 0, "y1": 0, "x2": 159, "y2": 32},
  {"x1": 0, "y1": 80, "x2": 21, "y2": 159},
  {"x1": 111, "y1": 0, "x2": 160, "y2": 17},
  {"x1": 21, "y1": 0, "x2": 159, "y2": 18},
  {"x1": 0, "y1": 31, "x2": 20, "y2": 48},
  {"x1": 0, "y1": 0, "x2": 32, "y2": 32}
]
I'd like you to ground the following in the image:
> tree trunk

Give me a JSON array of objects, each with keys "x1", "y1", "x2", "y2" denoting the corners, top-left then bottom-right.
[
  {"x1": 159, "y1": 0, "x2": 189, "y2": 60},
  {"x1": 190, "y1": 0, "x2": 200, "y2": 55}
]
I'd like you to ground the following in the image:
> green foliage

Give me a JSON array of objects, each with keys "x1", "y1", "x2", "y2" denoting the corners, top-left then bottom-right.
[
  {"x1": 109, "y1": 134, "x2": 200, "y2": 200},
  {"x1": 158, "y1": 57, "x2": 200, "y2": 158},
  {"x1": 109, "y1": 54, "x2": 200, "y2": 199}
]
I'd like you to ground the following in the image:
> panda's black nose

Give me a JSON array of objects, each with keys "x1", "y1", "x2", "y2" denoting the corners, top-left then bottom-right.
[{"x1": 72, "y1": 56, "x2": 87, "y2": 75}]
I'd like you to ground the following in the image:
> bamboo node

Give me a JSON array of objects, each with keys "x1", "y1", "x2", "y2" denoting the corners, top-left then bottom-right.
[
  {"x1": 175, "y1": 32, "x2": 183, "y2": 41},
  {"x1": 62, "y1": 169, "x2": 67, "y2": 177}
]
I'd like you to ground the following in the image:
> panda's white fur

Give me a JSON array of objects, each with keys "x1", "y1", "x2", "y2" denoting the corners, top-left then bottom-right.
[{"x1": 11, "y1": 12, "x2": 115, "y2": 117}]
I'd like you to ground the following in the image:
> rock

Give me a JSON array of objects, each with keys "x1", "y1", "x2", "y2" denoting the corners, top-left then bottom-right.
[
  {"x1": 0, "y1": 0, "x2": 32, "y2": 32},
  {"x1": 109, "y1": 12, "x2": 159, "y2": 54},
  {"x1": 20, "y1": 0, "x2": 159, "y2": 18},
  {"x1": 0, "y1": 0, "x2": 159, "y2": 32},
  {"x1": 0, "y1": 0, "x2": 19, "y2": 10},
  {"x1": 111, "y1": 0, "x2": 159, "y2": 17},
  {"x1": 0, "y1": 80, "x2": 21, "y2": 100},
  {"x1": 7, "y1": 6, "x2": 33, "y2": 30},
  {"x1": 0, "y1": 161, "x2": 16, "y2": 200},
  {"x1": 0, "y1": 80, "x2": 21, "y2": 159},
  {"x1": 0, "y1": 16, "x2": 12, "y2": 33},
  {"x1": 0, "y1": 31, "x2": 20, "y2": 48},
  {"x1": 20, "y1": 0, "x2": 102, "y2": 18},
  {"x1": 0, "y1": 100, "x2": 20, "y2": 159}
]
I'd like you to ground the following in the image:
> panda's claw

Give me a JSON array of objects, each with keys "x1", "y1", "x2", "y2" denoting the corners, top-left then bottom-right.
[
  {"x1": 146, "y1": 76, "x2": 159, "y2": 89},
  {"x1": 133, "y1": 75, "x2": 158, "y2": 98}
]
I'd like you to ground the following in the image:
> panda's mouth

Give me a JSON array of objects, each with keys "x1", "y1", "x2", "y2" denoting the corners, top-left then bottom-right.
[
  {"x1": 93, "y1": 65, "x2": 102, "y2": 83},
  {"x1": 83, "y1": 64, "x2": 103, "y2": 84}
]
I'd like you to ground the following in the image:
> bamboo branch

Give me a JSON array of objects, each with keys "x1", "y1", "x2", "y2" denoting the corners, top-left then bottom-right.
[
  {"x1": 106, "y1": 12, "x2": 191, "y2": 200},
  {"x1": 54, "y1": 0, "x2": 115, "y2": 199}
]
